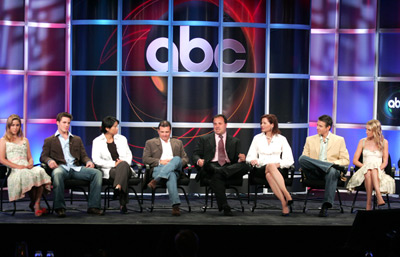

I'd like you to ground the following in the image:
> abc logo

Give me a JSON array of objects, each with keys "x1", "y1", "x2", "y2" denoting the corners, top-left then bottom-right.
[
  {"x1": 388, "y1": 97, "x2": 400, "y2": 109},
  {"x1": 146, "y1": 26, "x2": 246, "y2": 73}
]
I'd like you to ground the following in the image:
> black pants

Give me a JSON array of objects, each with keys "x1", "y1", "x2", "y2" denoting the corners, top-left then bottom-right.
[
  {"x1": 206, "y1": 162, "x2": 249, "y2": 210},
  {"x1": 109, "y1": 161, "x2": 132, "y2": 206}
]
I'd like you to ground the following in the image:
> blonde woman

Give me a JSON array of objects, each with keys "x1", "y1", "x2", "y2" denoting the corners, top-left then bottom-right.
[
  {"x1": 0, "y1": 114, "x2": 51, "y2": 216},
  {"x1": 347, "y1": 119, "x2": 395, "y2": 210}
]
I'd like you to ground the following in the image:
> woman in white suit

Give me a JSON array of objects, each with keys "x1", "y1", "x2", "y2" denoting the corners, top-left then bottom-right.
[{"x1": 92, "y1": 116, "x2": 134, "y2": 214}]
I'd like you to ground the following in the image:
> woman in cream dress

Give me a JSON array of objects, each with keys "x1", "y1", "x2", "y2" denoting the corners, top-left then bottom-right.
[
  {"x1": 0, "y1": 115, "x2": 51, "y2": 216},
  {"x1": 346, "y1": 119, "x2": 395, "y2": 210}
]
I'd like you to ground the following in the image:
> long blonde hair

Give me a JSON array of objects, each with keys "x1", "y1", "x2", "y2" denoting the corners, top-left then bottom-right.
[
  {"x1": 3, "y1": 114, "x2": 23, "y2": 142},
  {"x1": 366, "y1": 119, "x2": 384, "y2": 150}
]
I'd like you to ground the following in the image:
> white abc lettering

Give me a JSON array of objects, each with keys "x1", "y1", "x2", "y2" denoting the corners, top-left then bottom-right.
[
  {"x1": 146, "y1": 26, "x2": 246, "y2": 72},
  {"x1": 180, "y1": 26, "x2": 214, "y2": 72},
  {"x1": 146, "y1": 37, "x2": 178, "y2": 72},
  {"x1": 214, "y1": 39, "x2": 246, "y2": 72},
  {"x1": 388, "y1": 97, "x2": 400, "y2": 109}
]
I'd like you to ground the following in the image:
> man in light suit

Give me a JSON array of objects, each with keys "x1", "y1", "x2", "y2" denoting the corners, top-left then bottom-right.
[
  {"x1": 299, "y1": 115, "x2": 350, "y2": 217},
  {"x1": 142, "y1": 120, "x2": 189, "y2": 216},
  {"x1": 193, "y1": 114, "x2": 250, "y2": 216}
]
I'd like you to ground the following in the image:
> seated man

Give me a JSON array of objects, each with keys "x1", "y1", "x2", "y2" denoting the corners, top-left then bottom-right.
[
  {"x1": 142, "y1": 120, "x2": 189, "y2": 216},
  {"x1": 40, "y1": 112, "x2": 103, "y2": 217},
  {"x1": 298, "y1": 114, "x2": 349, "y2": 217},
  {"x1": 193, "y1": 114, "x2": 250, "y2": 216}
]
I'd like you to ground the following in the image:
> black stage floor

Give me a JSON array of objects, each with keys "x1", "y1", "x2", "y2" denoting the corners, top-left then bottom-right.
[{"x1": 1, "y1": 191, "x2": 399, "y2": 257}]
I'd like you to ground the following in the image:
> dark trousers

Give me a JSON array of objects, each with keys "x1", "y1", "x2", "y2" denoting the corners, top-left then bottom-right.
[
  {"x1": 109, "y1": 161, "x2": 132, "y2": 206},
  {"x1": 206, "y1": 162, "x2": 249, "y2": 210}
]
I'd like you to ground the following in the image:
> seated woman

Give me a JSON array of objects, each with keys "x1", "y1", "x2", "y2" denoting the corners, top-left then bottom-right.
[
  {"x1": 92, "y1": 116, "x2": 135, "y2": 214},
  {"x1": 347, "y1": 119, "x2": 395, "y2": 210},
  {"x1": 246, "y1": 114, "x2": 294, "y2": 216},
  {"x1": 0, "y1": 114, "x2": 51, "y2": 217}
]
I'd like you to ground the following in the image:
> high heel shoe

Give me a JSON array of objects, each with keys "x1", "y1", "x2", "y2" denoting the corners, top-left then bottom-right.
[
  {"x1": 34, "y1": 209, "x2": 44, "y2": 217},
  {"x1": 281, "y1": 212, "x2": 289, "y2": 217},
  {"x1": 113, "y1": 187, "x2": 121, "y2": 200}
]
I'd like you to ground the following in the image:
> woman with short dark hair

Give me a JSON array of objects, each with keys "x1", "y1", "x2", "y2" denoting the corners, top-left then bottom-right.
[{"x1": 92, "y1": 116, "x2": 134, "y2": 214}]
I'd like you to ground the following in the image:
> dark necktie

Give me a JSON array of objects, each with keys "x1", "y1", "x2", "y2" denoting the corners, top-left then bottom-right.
[{"x1": 218, "y1": 135, "x2": 226, "y2": 166}]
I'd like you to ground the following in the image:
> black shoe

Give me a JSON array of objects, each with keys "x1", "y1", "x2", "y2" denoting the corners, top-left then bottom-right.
[
  {"x1": 120, "y1": 205, "x2": 128, "y2": 214},
  {"x1": 55, "y1": 208, "x2": 66, "y2": 218},
  {"x1": 87, "y1": 208, "x2": 104, "y2": 216},
  {"x1": 223, "y1": 205, "x2": 233, "y2": 216},
  {"x1": 318, "y1": 203, "x2": 331, "y2": 217},
  {"x1": 281, "y1": 212, "x2": 290, "y2": 217},
  {"x1": 113, "y1": 187, "x2": 120, "y2": 200}
]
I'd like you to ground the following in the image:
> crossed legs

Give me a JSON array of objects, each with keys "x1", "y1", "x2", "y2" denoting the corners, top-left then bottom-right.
[{"x1": 264, "y1": 164, "x2": 292, "y2": 214}]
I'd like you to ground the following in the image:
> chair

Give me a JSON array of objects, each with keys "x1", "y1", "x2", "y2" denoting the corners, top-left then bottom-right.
[
  {"x1": 41, "y1": 163, "x2": 90, "y2": 212},
  {"x1": 300, "y1": 165, "x2": 348, "y2": 213},
  {"x1": 200, "y1": 174, "x2": 245, "y2": 212},
  {"x1": 248, "y1": 165, "x2": 295, "y2": 212},
  {"x1": 0, "y1": 164, "x2": 50, "y2": 215},
  {"x1": 102, "y1": 163, "x2": 143, "y2": 213},
  {"x1": 142, "y1": 163, "x2": 192, "y2": 212},
  {"x1": 349, "y1": 154, "x2": 395, "y2": 213}
]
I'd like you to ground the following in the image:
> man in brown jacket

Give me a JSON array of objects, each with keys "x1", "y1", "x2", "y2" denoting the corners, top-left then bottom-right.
[
  {"x1": 40, "y1": 112, "x2": 103, "y2": 217},
  {"x1": 142, "y1": 120, "x2": 189, "y2": 216}
]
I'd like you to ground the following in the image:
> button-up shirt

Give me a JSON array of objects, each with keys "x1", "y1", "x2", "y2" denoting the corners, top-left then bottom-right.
[
  {"x1": 160, "y1": 138, "x2": 174, "y2": 161},
  {"x1": 211, "y1": 132, "x2": 230, "y2": 163},
  {"x1": 319, "y1": 132, "x2": 330, "y2": 162},
  {"x1": 56, "y1": 131, "x2": 81, "y2": 172}
]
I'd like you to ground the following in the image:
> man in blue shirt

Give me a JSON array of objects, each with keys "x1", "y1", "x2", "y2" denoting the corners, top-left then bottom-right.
[{"x1": 40, "y1": 112, "x2": 103, "y2": 217}]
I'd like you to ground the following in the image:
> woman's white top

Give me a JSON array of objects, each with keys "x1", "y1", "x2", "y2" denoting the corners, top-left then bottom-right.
[
  {"x1": 92, "y1": 133, "x2": 133, "y2": 179},
  {"x1": 246, "y1": 133, "x2": 294, "y2": 168}
]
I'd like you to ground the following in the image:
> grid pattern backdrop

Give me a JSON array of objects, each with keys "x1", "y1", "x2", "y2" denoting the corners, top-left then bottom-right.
[{"x1": 0, "y1": 0, "x2": 399, "y2": 171}]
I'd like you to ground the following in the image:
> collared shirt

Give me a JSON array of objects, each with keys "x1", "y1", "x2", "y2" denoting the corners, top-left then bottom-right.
[
  {"x1": 55, "y1": 131, "x2": 81, "y2": 172},
  {"x1": 211, "y1": 132, "x2": 230, "y2": 163},
  {"x1": 160, "y1": 138, "x2": 174, "y2": 161},
  {"x1": 246, "y1": 133, "x2": 294, "y2": 168},
  {"x1": 319, "y1": 132, "x2": 330, "y2": 162}
]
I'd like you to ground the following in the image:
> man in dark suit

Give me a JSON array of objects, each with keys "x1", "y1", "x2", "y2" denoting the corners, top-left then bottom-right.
[
  {"x1": 193, "y1": 114, "x2": 250, "y2": 216},
  {"x1": 142, "y1": 120, "x2": 189, "y2": 216},
  {"x1": 40, "y1": 112, "x2": 103, "y2": 217}
]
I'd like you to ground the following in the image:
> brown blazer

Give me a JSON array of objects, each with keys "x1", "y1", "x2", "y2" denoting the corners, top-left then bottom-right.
[
  {"x1": 142, "y1": 137, "x2": 189, "y2": 170},
  {"x1": 302, "y1": 133, "x2": 350, "y2": 166},
  {"x1": 40, "y1": 134, "x2": 92, "y2": 167}
]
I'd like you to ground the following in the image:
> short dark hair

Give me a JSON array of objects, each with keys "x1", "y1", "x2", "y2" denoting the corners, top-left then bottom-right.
[
  {"x1": 56, "y1": 112, "x2": 73, "y2": 122},
  {"x1": 158, "y1": 120, "x2": 171, "y2": 130},
  {"x1": 212, "y1": 114, "x2": 227, "y2": 124},
  {"x1": 260, "y1": 114, "x2": 281, "y2": 135},
  {"x1": 318, "y1": 115, "x2": 333, "y2": 130},
  {"x1": 101, "y1": 116, "x2": 119, "y2": 134}
]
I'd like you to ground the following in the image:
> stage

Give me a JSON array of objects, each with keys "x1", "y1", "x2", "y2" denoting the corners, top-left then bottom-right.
[{"x1": 1, "y1": 191, "x2": 399, "y2": 257}]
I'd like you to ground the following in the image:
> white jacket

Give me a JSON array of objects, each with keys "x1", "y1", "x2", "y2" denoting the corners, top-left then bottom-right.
[{"x1": 92, "y1": 133, "x2": 133, "y2": 179}]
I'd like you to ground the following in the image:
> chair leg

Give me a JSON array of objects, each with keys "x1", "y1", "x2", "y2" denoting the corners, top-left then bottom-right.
[
  {"x1": 202, "y1": 186, "x2": 210, "y2": 212},
  {"x1": 336, "y1": 189, "x2": 344, "y2": 213},
  {"x1": 129, "y1": 186, "x2": 143, "y2": 213},
  {"x1": 179, "y1": 187, "x2": 191, "y2": 212},
  {"x1": 150, "y1": 188, "x2": 156, "y2": 212},
  {"x1": 386, "y1": 194, "x2": 391, "y2": 209},
  {"x1": 303, "y1": 189, "x2": 311, "y2": 213},
  {"x1": 12, "y1": 201, "x2": 16, "y2": 216},
  {"x1": 251, "y1": 185, "x2": 259, "y2": 212},
  {"x1": 229, "y1": 186, "x2": 244, "y2": 212},
  {"x1": 350, "y1": 190, "x2": 359, "y2": 213}
]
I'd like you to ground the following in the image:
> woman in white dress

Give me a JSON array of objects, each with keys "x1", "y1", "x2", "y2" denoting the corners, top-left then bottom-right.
[
  {"x1": 346, "y1": 119, "x2": 395, "y2": 210},
  {"x1": 246, "y1": 114, "x2": 294, "y2": 216},
  {"x1": 0, "y1": 114, "x2": 51, "y2": 216}
]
